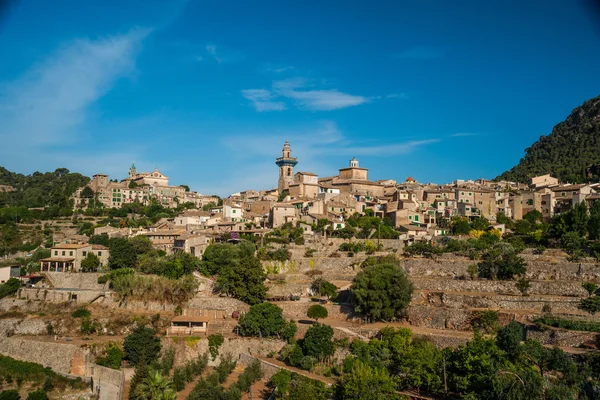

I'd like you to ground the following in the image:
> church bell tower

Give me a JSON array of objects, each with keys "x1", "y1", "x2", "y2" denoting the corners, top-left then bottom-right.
[{"x1": 275, "y1": 140, "x2": 298, "y2": 195}]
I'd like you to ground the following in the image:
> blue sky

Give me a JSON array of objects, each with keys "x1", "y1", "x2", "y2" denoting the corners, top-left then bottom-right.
[{"x1": 1, "y1": 0, "x2": 600, "y2": 196}]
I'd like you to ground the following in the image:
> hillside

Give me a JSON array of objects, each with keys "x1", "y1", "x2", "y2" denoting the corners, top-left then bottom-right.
[
  {"x1": 0, "y1": 167, "x2": 89, "y2": 209},
  {"x1": 498, "y1": 95, "x2": 600, "y2": 183}
]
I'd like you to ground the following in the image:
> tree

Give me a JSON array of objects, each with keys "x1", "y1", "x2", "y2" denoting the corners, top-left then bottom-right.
[
  {"x1": 108, "y1": 237, "x2": 137, "y2": 269},
  {"x1": 452, "y1": 218, "x2": 471, "y2": 235},
  {"x1": 589, "y1": 201, "x2": 600, "y2": 240},
  {"x1": 0, "y1": 391, "x2": 20, "y2": 400},
  {"x1": 216, "y1": 256, "x2": 266, "y2": 305},
  {"x1": 179, "y1": 185, "x2": 190, "y2": 192},
  {"x1": 339, "y1": 361, "x2": 400, "y2": 400},
  {"x1": 523, "y1": 210, "x2": 543, "y2": 224},
  {"x1": 123, "y1": 326, "x2": 161, "y2": 366},
  {"x1": 26, "y1": 391, "x2": 48, "y2": 400},
  {"x1": 80, "y1": 186, "x2": 95, "y2": 199},
  {"x1": 96, "y1": 344, "x2": 124, "y2": 369},
  {"x1": 130, "y1": 236, "x2": 154, "y2": 255},
  {"x1": 81, "y1": 252, "x2": 100, "y2": 272},
  {"x1": 471, "y1": 217, "x2": 490, "y2": 231},
  {"x1": 0, "y1": 278, "x2": 21, "y2": 299},
  {"x1": 135, "y1": 370, "x2": 176, "y2": 400},
  {"x1": 89, "y1": 234, "x2": 110, "y2": 247},
  {"x1": 496, "y1": 321, "x2": 524, "y2": 357},
  {"x1": 579, "y1": 296, "x2": 600, "y2": 315},
  {"x1": 302, "y1": 323, "x2": 335, "y2": 360},
  {"x1": 515, "y1": 277, "x2": 531, "y2": 296},
  {"x1": 478, "y1": 244, "x2": 526, "y2": 280},
  {"x1": 351, "y1": 263, "x2": 414, "y2": 321},
  {"x1": 238, "y1": 302, "x2": 286, "y2": 338},
  {"x1": 311, "y1": 278, "x2": 337, "y2": 300},
  {"x1": 583, "y1": 282, "x2": 598, "y2": 297},
  {"x1": 307, "y1": 305, "x2": 328, "y2": 322}
]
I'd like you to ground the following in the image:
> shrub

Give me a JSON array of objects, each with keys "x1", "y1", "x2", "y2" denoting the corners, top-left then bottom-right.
[
  {"x1": 238, "y1": 303, "x2": 287, "y2": 338},
  {"x1": 123, "y1": 326, "x2": 161, "y2": 366},
  {"x1": 516, "y1": 277, "x2": 531, "y2": 296},
  {"x1": 579, "y1": 296, "x2": 600, "y2": 315},
  {"x1": 351, "y1": 262, "x2": 413, "y2": 321},
  {"x1": 71, "y1": 307, "x2": 91, "y2": 318},
  {"x1": 26, "y1": 390, "x2": 48, "y2": 400},
  {"x1": 208, "y1": 334, "x2": 224, "y2": 361},
  {"x1": 471, "y1": 310, "x2": 499, "y2": 333},
  {"x1": 583, "y1": 282, "x2": 598, "y2": 297},
  {"x1": 307, "y1": 305, "x2": 328, "y2": 322},
  {"x1": 0, "y1": 279, "x2": 21, "y2": 299},
  {"x1": 215, "y1": 355, "x2": 237, "y2": 383},
  {"x1": 96, "y1": 344, "x2": 123, "y2": 369},
  {"x1": 302, "y1": 323, "x2": 335, "y2": 361},
  {"x1": 0, "y1": 390, "x2": 20, "y2": 400}
]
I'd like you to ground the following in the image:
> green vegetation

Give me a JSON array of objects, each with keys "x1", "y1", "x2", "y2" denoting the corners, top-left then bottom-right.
[
  {"x1": 311, "y1": 278, "x2": 337, "y2": 300},
  {"x1": 307, "y1": 304, "x2": 328, "y2": 322},
  {"x1": 237, "y1": 302, "x2": 296, "y2": 341},
  {"x1": 208, "y1": 334, "x2": 224, "y2": 361},
  {"x1": 103, "y1": 270, "x2": 198, "y2": 304},
  {"x1": 0, "y1": 278, "x2": 20, "y2": 299},
  {"x1": 498, "y1": 95, "x2": 600, "y2": 183},
  {"x1": 200, "y1": 241, "x2": 267, "y2": 305},
  {"x1": 535, "y1": 316, "x2": 600, "y2": 333},
  {"x1": 172, "y1": 353, "x2": 208, "y2": 391},
  {"x1": 123, "y1": 326, "x2": 162, "y2": 366},
  {"x1": 268, "y1": 370, "x2": 332, "y2": 400},
  {"x1": 71, "y1": 307, "x2": 91, "y2": 318},
  {"x1": 351, "y1": 261, "x2": 414, "y2": 321},
  {"x1": 95, "y1": 343, "x2": 124, "y2": 370},
  {"x1": 80, "y1": 252, "x2": 100, "y2": 272},
  {"x1": 0, "y1": 355, "x2": 86, "y2": 392}
]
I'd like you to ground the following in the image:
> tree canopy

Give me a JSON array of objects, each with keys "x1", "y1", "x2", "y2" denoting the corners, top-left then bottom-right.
[{"x1": 351, "y1": 263, "x2": 414, "y2": 321}]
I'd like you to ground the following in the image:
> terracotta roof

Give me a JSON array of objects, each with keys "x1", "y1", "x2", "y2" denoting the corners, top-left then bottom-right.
[
  {"x1": 90, "y1": 245, "x2": 108, "y2": 250},
  {"x1": 296, "y1": 171, "x2": 318, "y2": 176},
  {"x1": 551, "y1": 184, "x2": 588, "y2": 192},
  {"x1": 171, "y1": 315, "x2": 210, "y2": 323},
  {"x1": 52, "y1": 244, "x2": 89, "y2": 249}
]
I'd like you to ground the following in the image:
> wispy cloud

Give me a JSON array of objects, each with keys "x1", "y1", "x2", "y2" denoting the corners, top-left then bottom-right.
[
  {"x1": 450, "y1": 132, "x2": 478, "y2": 137},
  {"x1": 0, "y1": 28, "x2": 150, "y2": 177},
  {"x1": 206, "y1": 121, "x2": 440, "y2": 194},
  {"x1": 263, "y1": 64, "x2": 294, "y2": 73},
  {"x1": 394, "y1": 46, "x2": 445, "y2": 59},
  {"x1": 241, "y1": 89, "x2": 286, "y2": 111},
  {"x1": 0, "y1": 28, "x2": 149, "y2": 147},
  {"x1": 241, "y1": 77, "x2": 370, "y2": 112},
  {"x1": 205, "y1": 43, "x2": 243, "y2": 64}
]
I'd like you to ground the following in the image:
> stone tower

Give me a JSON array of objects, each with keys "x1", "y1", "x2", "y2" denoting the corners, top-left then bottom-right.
[
  {"x1": 129, "y1": 162, "x2": 137, "y2": 179},
  {"x1": 275, "y1": 140, "x2": 298, "y2": 195}
]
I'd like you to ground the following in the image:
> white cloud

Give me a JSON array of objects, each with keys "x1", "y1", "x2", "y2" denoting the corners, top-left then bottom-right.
[
  {"x1": 241, "y1": 89, "x2": 286, "y2": 112},
  {"x1": 241, "y1": 77, "x2": 370, "y2": 112},
  {"x1": 450, "y1": 132, "x2": 478, "y2": 137},
  {"x1": 263, "y1": 64, "x2": 294, "y2": 73},
  {"x1": 204, "y1": 43, "x2": 243, "y2": 64},
  {"x1": 0, "y1": 28, "x2": 149, "y2": 147}
]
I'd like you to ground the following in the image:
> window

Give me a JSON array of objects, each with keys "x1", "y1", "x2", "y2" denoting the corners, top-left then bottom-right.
[
  {"x1": 54, "y1": 251, "x2": 58, "y2": 256},
  {"x1": 461, "y1": 192, "x2": 464, "y2": 195},
  {"x1": 62, "y1": 251, "x2": 65, "y2": 256},
  {"x1": 69, "y1": 251, "x2": 73, "y2": 256},
  {"x1": 409, "y1": 216, "x2": 412, "y2": 219},
  {"x1": 469, "y1": 192, "x2": 472, "y2": 196},
  {"x1": 527, "y1": 199, "x2": 533, "y2": 206},
  {"x1": 232, "y1": 209, "x2": 236, "y2": 213},
  {"x1": 561, "y1": 192, "x2": 566, "y2": 197},
  {"x1": 82, "y1": 251, "x2": 87, "y2": 256},
  {"x1": 414, "y1": 215, "x2": 419, "y2": 221}
]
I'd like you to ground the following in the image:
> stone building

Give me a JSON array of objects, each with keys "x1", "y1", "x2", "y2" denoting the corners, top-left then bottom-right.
[
  {"x1": 40, "y1": 244, "x2": 109, "y2": 272},
  {"x1": 275, "y1": 141, "x2": 298, "y2": 194}
]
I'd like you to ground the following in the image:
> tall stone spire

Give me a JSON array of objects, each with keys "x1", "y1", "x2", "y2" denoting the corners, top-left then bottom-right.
[{"x1": 275, "y1": 140, "x2": 298, "y2": 195}]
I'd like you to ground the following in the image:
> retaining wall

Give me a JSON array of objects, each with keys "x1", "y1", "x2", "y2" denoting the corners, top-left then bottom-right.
[
  {"x1": 43, "y1": 272, "x2": 107, "y2": 291},
  {"x1": 88, "y1": 363, "x2": 124, "y2": 400}
]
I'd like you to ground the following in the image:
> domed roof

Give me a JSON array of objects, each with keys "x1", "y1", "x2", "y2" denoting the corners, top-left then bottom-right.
[{"x1": 406, "y1": 176, "x2": 415, "y2": 182}]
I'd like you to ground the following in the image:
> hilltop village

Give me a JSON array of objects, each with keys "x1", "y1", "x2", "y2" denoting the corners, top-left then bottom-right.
[
  {"x1": 2, "y1": 141, "x2": 600, "y2": 399},
  {"x1": 66, "y1": 140, "x2": 600, "y2": 254}
]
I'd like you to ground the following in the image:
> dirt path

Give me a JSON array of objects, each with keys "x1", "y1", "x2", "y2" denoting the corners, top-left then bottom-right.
[{"x1": 254, "y1": 356, "x2": 335, "y2": 385}]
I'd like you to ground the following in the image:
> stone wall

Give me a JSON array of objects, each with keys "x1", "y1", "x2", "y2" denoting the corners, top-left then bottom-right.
[
  {"x1": 526, "y1": 326, "x2": 598, "y2": 347},
  {"x1": 20, "y1": 288, "x2": 106, "y2": 304},
  {"x1": 0, "y1": 336, "x2": 87, "y2": 374},
  {"x1": 43, "y1": 272, "x2": 107, "y2": 291},
  {"x1": 167, "y1": 337, "x2": 287, "y2": 367},
  {"x1": 277, "y1": 301, "x2": 353, "y2": 320},
  {"x1": 412, "y1": 278, "x2": 586, "y2": 297},
  {"x1": 88, "y1": 363, "x2": 124, "y2": 400}
]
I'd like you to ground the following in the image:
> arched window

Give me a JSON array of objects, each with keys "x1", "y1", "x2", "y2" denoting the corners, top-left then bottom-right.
[{"x1": 287, "y1": 168, "x2": 291, "y2": 176}]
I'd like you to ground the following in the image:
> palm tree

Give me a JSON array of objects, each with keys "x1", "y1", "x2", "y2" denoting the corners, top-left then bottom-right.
[{"x1": 134, "y1": 370, "x2": 177, "y2": 400}]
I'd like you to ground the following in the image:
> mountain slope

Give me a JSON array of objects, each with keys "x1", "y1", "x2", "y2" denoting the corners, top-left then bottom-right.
[
  {"x1": 498, "y1": 95, "x2": 600, "y2": 183},
  {"x1": 0, "y1": 167, "x2": 89, "y2": 208}
]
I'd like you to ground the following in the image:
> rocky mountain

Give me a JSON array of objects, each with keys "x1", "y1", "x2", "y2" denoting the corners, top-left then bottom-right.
[{"x1": 498, "y1": 95, "x2": 600, "y2": 183}]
